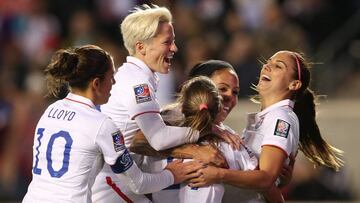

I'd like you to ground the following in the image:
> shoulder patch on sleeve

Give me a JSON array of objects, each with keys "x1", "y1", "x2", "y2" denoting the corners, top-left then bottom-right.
[
  {"x1": 273, "y1": 119, "x2": 290, "y2": 138},
  {"x1": 111, "y1": 149, "x2": 134, "y2": 173},
  {"x1": 112, "y1": 131, "x2": 125, "y2": 152},
  {"x1": 133, "y1": 84, "x2": 152, "y2": 104}
]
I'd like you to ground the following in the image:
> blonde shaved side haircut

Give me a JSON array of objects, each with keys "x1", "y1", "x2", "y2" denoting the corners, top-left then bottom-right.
[{"x1": 121, "y1": 4, "x2": 173, "y2": 56}]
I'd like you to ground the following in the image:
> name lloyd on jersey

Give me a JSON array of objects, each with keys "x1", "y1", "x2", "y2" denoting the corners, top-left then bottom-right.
[{"x1": 47, "y1": 107, "x2": 76, "y2": 121}]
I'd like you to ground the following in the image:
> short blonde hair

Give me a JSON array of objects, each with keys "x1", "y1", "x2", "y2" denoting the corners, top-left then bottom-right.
[{"x1": 121, "y1": 4, "x2": 172, "y2": 55}]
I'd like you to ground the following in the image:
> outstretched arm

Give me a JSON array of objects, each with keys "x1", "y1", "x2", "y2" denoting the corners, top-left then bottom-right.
[
  {"x1": 188, "y1": 146, "x2": 287, "y2": 190},
  {"x1": 130, "y1": 130, "x2": 228, "y2": 167},
  {"x1": 111, "y1": 150, "x2": 204, "y2": 194}
]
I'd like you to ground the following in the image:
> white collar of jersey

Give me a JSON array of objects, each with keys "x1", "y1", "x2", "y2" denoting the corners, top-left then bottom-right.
[
  {"x1": 257, "y1": 99, "x2": 294, "y2": 118},
  {"x1": 65, "y1": 92, "x2": 97, "y2": 109},
  {"x1": 126, "y1": 56, "x2": 159, "y2": 84}
]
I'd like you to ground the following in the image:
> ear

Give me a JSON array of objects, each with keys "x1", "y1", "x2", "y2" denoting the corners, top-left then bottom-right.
[
  {"x1": 289, "y1": 80, "x2": 302, "y2": 91},
  {"x1": 135, "y1": 41, "x2": 146, "y2": 55},
  {"x1": 91, "y1": 77, "x2": 101, "y2": 91}
]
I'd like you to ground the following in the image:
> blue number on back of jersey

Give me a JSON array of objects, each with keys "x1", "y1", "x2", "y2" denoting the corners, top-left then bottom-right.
[{"x1": 33, "y1": 128, "x2": 73, "y2": 178}]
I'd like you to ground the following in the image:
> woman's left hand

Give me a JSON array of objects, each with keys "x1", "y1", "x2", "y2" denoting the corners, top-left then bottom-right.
[{"x1": 278, "y1": 153, "x2": 296, "y2": 188}]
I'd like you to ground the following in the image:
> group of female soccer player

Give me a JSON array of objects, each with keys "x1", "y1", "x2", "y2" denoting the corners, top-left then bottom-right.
[{"x1": 22, "y1": 4, "x2": 343, "y2": 203}]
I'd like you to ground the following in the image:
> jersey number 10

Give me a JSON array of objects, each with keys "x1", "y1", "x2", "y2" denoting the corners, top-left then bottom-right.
[{"x1": 32, "y1": 128, "x2": 73, "y2": 178}]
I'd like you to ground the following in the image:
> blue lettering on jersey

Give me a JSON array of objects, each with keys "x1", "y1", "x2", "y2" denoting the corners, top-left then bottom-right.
[
  {"x1": 110, "y1": 149, "x2": 133, "y2": 173},
  {"x1": 48, "y1": 107, "x2": 76, "y2": 121},
  {"x1": 112, "y1": 131, "x2": 125, "y2": 152}
]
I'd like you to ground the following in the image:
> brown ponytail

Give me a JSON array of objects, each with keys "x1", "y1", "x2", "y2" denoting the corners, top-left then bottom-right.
[
  {"x1": 293, "y1": 52, "x2": 343, "y2": 171},
  {"x1": 45, "y1": 45, "x2": 112, "y2": 99},
  {"x1": 177, "y1": 76, "x2": 223, "y2": 145}
]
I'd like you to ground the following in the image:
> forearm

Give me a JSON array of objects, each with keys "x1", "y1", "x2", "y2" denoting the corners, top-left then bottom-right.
[
  {"x1": 131, "y1": 131, "x2": 198, "y2": 159},
  {"x1": 119, "y1": 162, "x2": 174, "y2": 194},
  {"x1": 130, "y1": 131, "x2": 170, "y2": 157},
  {"x1": 135, "y1": 113, "x2": 199, "y2": 151},
  {"x1": 218, "y1": 168, "x2": 275, "y2": 190}
]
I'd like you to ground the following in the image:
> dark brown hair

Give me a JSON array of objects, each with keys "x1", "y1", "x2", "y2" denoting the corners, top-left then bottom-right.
[
  {"x1": 45, "y1": 44, "x2": 113, "y2": 99},
  {"x1": 291, "y1": 52, "x2": 343, "y2": 171}
]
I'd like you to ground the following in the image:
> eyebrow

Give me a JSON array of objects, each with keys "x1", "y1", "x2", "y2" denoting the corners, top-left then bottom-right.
[
  {"x1": 217, "y1": 82, "x2": 240, "y2": 89},
  {"x1": 274, "y1": 59, "x2": 287, "y2": 68}
]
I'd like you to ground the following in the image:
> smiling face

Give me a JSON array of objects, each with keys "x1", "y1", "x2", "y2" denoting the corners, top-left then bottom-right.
[
  {"x1": 210, "y1": 69, "x2": 239, "y2": 123},
  {"x1": 257, "y1": 51, "x2": 301, "y2": 106},
  {"x1": 141, "y1": 22, "x2": 178, "y2": 74}
]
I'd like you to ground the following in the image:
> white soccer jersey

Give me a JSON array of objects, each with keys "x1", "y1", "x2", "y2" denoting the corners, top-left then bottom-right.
[
  {"x1": 239, "y1": 99, "x2": 300, "y2": 202},
  {"x1": 92, "y1": 56, "x2": 194, "y2": 203},
  {"x1": 22, "y1": 93, "x2": 131, "y2": 203},
  {"x1": 179, "y1": 140, "x2": 258, "y2": 203}
]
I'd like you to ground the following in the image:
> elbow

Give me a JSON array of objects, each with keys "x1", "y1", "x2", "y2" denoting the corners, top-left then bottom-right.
[
  {"x1": 260, "y1": 179, "x2": 274, "y2": 191},
  {"x1": 258, "y1": 176, "x2": 277, "y2": 191}
]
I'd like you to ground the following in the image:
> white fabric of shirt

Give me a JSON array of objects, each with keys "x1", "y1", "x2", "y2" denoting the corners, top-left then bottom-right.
[
  {"x1": 178, "y1": 125, "x2": 258, "y2": 203},
  {"x1": 242, "y1": 99, "x2": 299, "y2": 161}
]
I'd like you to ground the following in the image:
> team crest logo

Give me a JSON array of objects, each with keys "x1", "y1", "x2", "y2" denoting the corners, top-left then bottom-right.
[
  {"x1": 274, "y1": 119, "x2": 290, "y2": 138},
  {"x1": 133, "y1": 84, "x2": 152, "y2": 104},
  {"x1": 112, "y1": 131, "x2": 125, "y2": 152}
]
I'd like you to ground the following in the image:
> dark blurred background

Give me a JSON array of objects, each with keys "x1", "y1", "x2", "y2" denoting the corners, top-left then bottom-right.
[{"x1": 0, "y1": 0, "x2": 359, "y2": 202}]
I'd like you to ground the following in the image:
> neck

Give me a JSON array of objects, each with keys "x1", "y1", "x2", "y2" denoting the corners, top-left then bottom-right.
[
  {"x1": 260, "y1": 93, "x2": 291, "y2": 110},
  {"x1": 71, "y1": 89, "x2": 96, "y2": 105}
]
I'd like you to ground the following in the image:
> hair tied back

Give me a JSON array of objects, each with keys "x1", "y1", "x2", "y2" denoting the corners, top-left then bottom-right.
[{"x1": 199, "y1": 103, "x2": 208, "y2": 110}]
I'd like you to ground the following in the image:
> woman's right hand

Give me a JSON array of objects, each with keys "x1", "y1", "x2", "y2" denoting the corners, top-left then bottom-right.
[{"x1": 165, "y1": 160, "x2": 205, "y2": 184}]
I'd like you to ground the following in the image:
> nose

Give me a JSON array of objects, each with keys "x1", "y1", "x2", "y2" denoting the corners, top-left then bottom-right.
[
  {"x1": 222, "y1": 91, "x2": 235, "y2": 104},
  {"x1": 171, "y1": 42, "x2": 178, "y2": 53},
  {"x1": 262, "y1": 63, "x2": 271, "y2": 71}
]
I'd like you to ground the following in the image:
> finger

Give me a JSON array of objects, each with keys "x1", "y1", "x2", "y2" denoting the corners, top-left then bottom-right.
[
  {"x1": 171, "y1": 159, "x2": 183, "y2": 164},
  {"x1": 188, "y1": 182, "x2": 206, "y2": 188},
  {"x1": 289, "y1": 154, "x2": 296, "y2": 167},
  {"x1": 183, "y1": 162, "x2": 205, "y2": 173},
  {"x1": 184, "y1": 171, "x2": 202, "y2": 179},
  {"x1": 229, "y1": 133, "x2": 241, "y2": 150}
]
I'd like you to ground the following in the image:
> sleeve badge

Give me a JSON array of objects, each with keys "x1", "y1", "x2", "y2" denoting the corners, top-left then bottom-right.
[
  {"x1": 273, "y1": 119, "x2": 290, "y2": 138},
  {"x1": 112, "y1": 131, "x2": 125, "y2": 152},
  {"x1": 133, "y1": 84, "x2": 152, "y2": 104}
]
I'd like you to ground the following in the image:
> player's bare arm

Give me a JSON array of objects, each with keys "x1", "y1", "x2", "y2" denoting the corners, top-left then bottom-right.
[{"x1": 130, "y1": 130, "x2": 227, "y2": 167}]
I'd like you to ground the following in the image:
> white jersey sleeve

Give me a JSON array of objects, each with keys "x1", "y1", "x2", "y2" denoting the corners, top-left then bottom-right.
[
  {"x1": 95, "y1": 117, "x2": 174, "y2": 194},
  {"x1": 260, "y1": 110, "x2": 299, "y2": 157},
  {"x1": 135, "y1": 113, "x2": 199, "y2": 151}
]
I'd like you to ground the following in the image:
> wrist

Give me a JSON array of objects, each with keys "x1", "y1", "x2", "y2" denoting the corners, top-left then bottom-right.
[{"x1": 217, "y1": 167, "x2": 226, "y2": 183}]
